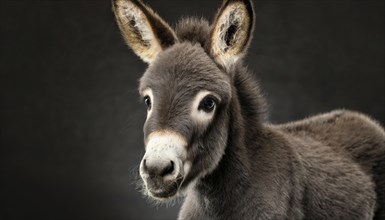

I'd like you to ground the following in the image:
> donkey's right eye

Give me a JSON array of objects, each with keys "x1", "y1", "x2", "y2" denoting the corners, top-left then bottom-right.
[
  {"x1": 198, "y1": 96, "x2": 216, "y2": 113},
  {"x1": 144, "y1": 96, "x2": 152, "y2": 110}
]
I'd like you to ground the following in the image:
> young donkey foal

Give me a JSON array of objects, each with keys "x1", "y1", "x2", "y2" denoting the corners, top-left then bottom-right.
[{"x1": 113, "y1": 0, "x2": 385, "y2": 219}]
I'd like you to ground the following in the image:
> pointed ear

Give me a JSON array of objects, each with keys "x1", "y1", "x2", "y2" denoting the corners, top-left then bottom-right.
[
  {"x1": 113, "y1": 0, "x2": 178, "y2": 63},
  {"x1": 209, "y1": 0, "x2": 254, "y2": 69}
]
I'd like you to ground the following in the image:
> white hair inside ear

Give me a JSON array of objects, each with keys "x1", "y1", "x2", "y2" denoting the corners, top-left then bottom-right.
[
  {"x1": 118, "y1": 1, "x2": 162, "y2": 63},
  {"x1": 210, "y1": 1, "x2": 254, "y2": 70},
  {"x1": 113, "y1": 0, "x2": 177, "y2": 64}
]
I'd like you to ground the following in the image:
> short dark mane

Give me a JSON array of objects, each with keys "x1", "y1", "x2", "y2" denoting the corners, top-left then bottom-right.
[{"x1": 175, "y1": 17, "x2": 211, "y2": 49}]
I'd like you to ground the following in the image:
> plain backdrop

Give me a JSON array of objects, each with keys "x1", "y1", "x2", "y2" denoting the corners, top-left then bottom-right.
[{"x1": 1, "y1": 0, "x2": 384, "y2": 219}]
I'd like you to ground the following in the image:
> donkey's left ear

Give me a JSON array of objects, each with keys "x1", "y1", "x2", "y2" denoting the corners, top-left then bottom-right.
[
  {"x1": 209, "y1": 0, "x2": 254, "y2": 69},
  {"x1": 113, "y1": 0, "x2": 177, "y2": 64}
]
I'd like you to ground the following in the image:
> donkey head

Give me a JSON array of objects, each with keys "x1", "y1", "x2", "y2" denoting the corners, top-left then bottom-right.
[{"x1": 113, "y1": 0, "x2": 254, "y2": 200}]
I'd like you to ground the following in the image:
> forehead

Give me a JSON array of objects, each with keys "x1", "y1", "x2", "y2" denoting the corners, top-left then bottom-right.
[{"x1": 139, "y1": 43, "x2": 230, "y2": 96}]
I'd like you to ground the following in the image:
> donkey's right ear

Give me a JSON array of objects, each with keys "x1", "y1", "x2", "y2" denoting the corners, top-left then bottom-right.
[{"x1": 113, "y1": 0, "x2": 177, "y2": 64}]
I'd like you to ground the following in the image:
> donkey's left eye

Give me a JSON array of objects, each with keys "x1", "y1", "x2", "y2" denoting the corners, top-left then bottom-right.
[
  {"x1": 199, "y1": 96, "x2": 216, "y2": 113},
  {"x1": 144, "y1": 96, "x2": 152, "y2": 110}
]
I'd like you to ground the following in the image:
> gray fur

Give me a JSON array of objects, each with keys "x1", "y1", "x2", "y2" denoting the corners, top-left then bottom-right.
[{"x1": 113, "y1": 0, "x2": 385, "y2": 219}]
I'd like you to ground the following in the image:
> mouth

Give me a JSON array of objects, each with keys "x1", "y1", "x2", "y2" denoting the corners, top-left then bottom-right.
[
  {"x1": 148, "y1": 183, "x2": 178, "y2": 199},
  {"x1": 145, "y1": 176, "x2": 183, "y2": 200}
]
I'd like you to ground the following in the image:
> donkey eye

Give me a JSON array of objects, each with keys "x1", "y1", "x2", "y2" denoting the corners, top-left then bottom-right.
[
  {"x1": 198, "y1": 96, "x2": 216, "y2": 113},
  {"x1": 144, "y1": 96, "x2": 151, "y2": 110}
]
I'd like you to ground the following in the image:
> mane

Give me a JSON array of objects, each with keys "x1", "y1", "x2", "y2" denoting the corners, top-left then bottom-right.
[
  {"x1": 232, "y1": 63, "x2": 268, "y2": 132},
  {"x1": 175, "y1": 17, "x2": 211, "y2": 50}
]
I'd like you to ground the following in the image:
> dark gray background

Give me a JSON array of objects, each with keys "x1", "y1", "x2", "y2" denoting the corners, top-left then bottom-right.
[{"x1": 0, "y1": 0, "x2": 384, "y2": 219}]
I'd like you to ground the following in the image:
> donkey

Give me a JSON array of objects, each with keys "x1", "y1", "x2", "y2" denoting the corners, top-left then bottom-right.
[{"x1": 113, "y1": 0, "x2": 385, "y2": 219}]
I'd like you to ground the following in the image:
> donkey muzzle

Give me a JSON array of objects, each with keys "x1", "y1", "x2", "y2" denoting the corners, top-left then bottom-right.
[
  {"x1": 139, "y1": 131, "x2": 188, "y2": 199},
  {"x1": 140, "y1": 157, "x2": 183, "y2": 198}
]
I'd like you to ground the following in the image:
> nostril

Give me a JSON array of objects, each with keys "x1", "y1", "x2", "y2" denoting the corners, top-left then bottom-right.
[
  {"x1": 160, "y1": 161, "x2": 174, "y2": 177},
  {"x1": 142, "y1": 159, "x2": 176, "y2": 177},
  {"x1": 142, "y1": 159, "x2": 148, "y2": 172}
]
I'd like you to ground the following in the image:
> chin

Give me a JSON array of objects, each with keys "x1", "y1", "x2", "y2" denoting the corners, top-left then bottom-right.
[{"x1": 144, "y1": 177, "x2": 184, "y2": 202}]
